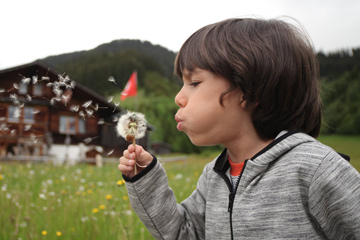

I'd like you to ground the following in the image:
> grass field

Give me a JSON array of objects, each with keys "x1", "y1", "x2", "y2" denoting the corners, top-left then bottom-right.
[{"x1": 0, "y1": 135, "x2": 358, "y2": 239}]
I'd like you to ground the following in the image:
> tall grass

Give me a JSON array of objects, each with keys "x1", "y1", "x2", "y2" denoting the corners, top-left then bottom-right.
[{"x1": 0, "y1": 135, "x2": 358, "y2": 239}]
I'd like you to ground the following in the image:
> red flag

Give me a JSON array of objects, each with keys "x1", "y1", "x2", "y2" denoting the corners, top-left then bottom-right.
[{"x1": 121, "y1": 71, "x2": 137, "y2": 101}]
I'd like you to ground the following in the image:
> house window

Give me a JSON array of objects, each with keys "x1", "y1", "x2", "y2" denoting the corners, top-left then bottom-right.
[
  {"x1": 59, "y1": 116, "x2": 86, "y2": 134},
  {"x1": 33, "y1": 84, "x2": 43, "y2": 96},
  {"x1": 59, "y1": 116, "x2": 77, "y2": 134},
  {"x1": 8, "y1": 106, "x2": 20, "y2": 122},
  {"x1": 78, "y1": 118, "x2": 86, "y2": 134},
  {"x1": 23, "y1": 107, "x2": 35, "y2": 123},
  {"x1": 19, "y1": 82, "x2": 28, "y2": 94}
]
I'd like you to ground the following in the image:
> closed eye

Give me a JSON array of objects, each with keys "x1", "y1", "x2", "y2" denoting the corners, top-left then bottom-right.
[{"x1": 189, "y1": 82, "x2": 200, "y2": 87}]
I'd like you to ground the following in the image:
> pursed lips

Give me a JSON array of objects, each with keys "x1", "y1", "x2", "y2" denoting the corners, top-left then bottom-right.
[{"x1": 175, "y1": 115, "x2": 183, "y2": 131}]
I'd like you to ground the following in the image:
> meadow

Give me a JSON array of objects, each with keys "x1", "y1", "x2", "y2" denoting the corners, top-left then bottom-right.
[{"x1": 0, "y1": 135, "x2": 359, "y2": 240}]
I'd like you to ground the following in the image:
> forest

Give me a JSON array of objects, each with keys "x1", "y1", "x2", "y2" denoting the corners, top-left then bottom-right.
[{"x1": 42, "y1": 40, "x2": 360, "y2": 153}]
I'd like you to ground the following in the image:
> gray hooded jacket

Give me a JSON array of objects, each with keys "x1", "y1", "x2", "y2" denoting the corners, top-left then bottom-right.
[{"x1": 123, "y1": 131, "x2": 360, "y2": 239}]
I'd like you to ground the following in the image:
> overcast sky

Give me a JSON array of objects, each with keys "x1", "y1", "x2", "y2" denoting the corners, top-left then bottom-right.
[{"x1": 1, "y1": 0, "x2": 359, "y2": 70}]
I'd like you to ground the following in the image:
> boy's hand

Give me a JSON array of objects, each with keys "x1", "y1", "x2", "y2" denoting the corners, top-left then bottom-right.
[{"x1": 118, "y1": 144, "x2": 153, "y2": 178}]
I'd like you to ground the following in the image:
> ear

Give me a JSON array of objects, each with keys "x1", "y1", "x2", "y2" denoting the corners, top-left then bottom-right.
[{"x1": 239, "y1": 94, "x2": 247, "y2": 108}]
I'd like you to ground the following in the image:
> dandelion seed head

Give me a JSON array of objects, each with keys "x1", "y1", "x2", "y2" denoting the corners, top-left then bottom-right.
[{"x1": 116, "y1": 111, "x2": 147, "y2": 142}]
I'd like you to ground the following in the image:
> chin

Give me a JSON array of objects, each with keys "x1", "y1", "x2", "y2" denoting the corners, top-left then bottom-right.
[{"x1": 188, "y1": 136, "x2": 217, "y2": 147}]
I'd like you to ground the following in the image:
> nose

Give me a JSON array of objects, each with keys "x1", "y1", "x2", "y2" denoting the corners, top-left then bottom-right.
[{"x1": 175, "y1": 87, "x2": 186, "y2": 107}]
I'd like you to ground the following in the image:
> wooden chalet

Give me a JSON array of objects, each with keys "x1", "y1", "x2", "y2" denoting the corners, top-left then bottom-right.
[{"x1": 0, "y1": 61, "x2": 151, "y2": 163}]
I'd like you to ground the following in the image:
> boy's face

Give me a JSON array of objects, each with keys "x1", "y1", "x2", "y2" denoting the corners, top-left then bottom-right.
[{"x1": 175, "y1": 68, "x2": 249, "y2": 146}]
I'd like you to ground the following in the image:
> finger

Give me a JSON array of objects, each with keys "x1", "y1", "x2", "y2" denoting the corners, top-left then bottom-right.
[
  {"x1": 119, "y1": 156, "x2": 135, "y2": 166},
  {"x1": 128, "y1": 143, "x2": 144, "y2": 154},
  {"x1": 122, "y1": 149, "x2": 135, "y2": 160},
  {"x1": 118, "y1": 163, "x2": 133, "y2": 172}
]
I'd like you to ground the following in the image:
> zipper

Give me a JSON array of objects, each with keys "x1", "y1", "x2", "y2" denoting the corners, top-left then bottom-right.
[{"x1": 214, "y1": 160, "x2": 248, "y2": 240}]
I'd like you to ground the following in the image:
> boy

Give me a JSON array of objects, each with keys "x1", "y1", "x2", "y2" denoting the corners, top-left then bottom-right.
[{"x1": 118, "y1": 18, "x2": 360, "y2": 239}]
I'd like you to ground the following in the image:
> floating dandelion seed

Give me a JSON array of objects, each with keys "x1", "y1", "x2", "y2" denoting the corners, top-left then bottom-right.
[
  {"x1": 91, "y1": 103, "x2": 99, "y2": 111},
  {"x1": 26, "y1": 95, "x2": 32, "y2": 102},
  {"x1": 79, "y1": 111, "x2": 85, "y2": 119},
  {"x1": 113, "y1": 102, "x2": 119, "y2": 112},
  {"x1": 9, "y1": 93, "x2": 17, "y2": 101},
  {"x1": 0, "y1": 88, "x2": 5, "y2": 93},
  {"x1": 83, "y1": 136, "x2": 99, "y2": 144},
  {"x1": 97, "y1": 118, "x2": 104, "y2": 125},
  {"x1": 116, "y1": 111, "x2": 147, "y2": 174},
  {"x1": 85, "y1": 109, "x2": 94, "y2": 118},
  {"x1": 70, "y1": 105, "x2": 79, "y2": 112},
  {"x1": 41, "y1": 76, "x2": 50, "y2": 81},
  {"x1": 13, "y1": 83, "x2": 19, "y2": 89},
  {"x1": 61, "y1": 95, "x2": 70, "y2": 106},
  {"x1": 107, "y1": 96, "x2": 113, "y2": 103},
  {"x1": 82, "y1": 100, "x2": 92, "y2": 108},
  {"x1": 108, "y1": 76, "x2": 116, "y2": 84},
  {"x1": 69, "y1": 81, "x2": 76, "y2": 89},
  {"x1": 13, "y1": 107, "x2": 21, "y2": 118},
  {"x1": 21, "y1": 77, "x2": 31, "y2": 84},
  {"x1": 107, "y1": 149, "x2": 114, "y2": 156},
  {"x1": 50, "y1": 97, "x2": 61, "y2": 105},
  {"x1": 32, "y1": 75, "x2": 38, "y2": 84}
]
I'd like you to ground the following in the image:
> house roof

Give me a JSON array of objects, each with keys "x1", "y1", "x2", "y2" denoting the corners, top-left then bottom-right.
[{"x1": 0, "y1": 60, "x2": 121, "y2": 116}]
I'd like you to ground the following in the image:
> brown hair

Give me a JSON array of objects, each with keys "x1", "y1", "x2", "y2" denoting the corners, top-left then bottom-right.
[{"x1": 174, "y1": 18, "x2": 322, "y2": 140}]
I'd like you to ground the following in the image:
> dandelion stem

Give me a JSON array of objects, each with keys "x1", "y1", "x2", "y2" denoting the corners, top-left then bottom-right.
[{"x1": 132, "y1": 138, "x2": 137, "y2": 174}]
